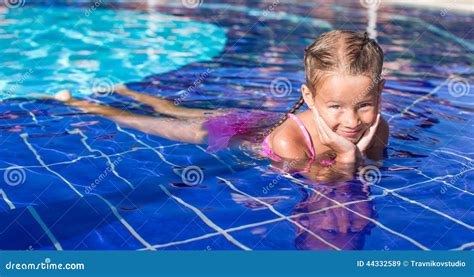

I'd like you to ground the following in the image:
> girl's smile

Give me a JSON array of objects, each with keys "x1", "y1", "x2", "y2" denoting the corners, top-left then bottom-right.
[{"x1": 338, "y1": 128, "x2": 363, "y2": 140}]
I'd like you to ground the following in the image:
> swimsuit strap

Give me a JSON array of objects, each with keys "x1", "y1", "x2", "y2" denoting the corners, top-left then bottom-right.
[
  {"x1": 263, "y1": 134, "x2": 283, "y2": 161},
  {"x1": 260, "y1": 113, "x2": 318, "y2": 173},
  {"x1": 287, "y1": 113, "x2": 315, "y2": 160}
]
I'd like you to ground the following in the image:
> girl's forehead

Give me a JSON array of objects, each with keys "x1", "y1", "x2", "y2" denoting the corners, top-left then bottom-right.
[{"x1": 316, "y1": 74, "x2": 375, "y2": 102}]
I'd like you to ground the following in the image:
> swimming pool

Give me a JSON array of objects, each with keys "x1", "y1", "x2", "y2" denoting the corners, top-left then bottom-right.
[{"x1": 0, "y1": 0, "x2": 472, "y2": 250}]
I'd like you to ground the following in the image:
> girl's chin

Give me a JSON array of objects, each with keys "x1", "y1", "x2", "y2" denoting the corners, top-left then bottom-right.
[{"x1": 339, "y1": 133, "x2": 362, "y2": 143}]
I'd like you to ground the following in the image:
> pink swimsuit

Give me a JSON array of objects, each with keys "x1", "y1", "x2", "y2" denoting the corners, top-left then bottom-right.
[
  {"x1": 204, "y1": 110, "x2": 336, "y2": 170},
  {"x1": 261, "y1": 113, "x2": 315, "y2": 161},
  {"x1": 261, "y1": 113, "x2": 335, "y2": 172}
]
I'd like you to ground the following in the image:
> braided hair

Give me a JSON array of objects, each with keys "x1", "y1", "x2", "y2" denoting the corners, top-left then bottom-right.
[
  {"x1": 256, "y1": 96, "x2": 305, "y2": 142},
  {"x1": 258, "y1": 30, "x2": 384, "y2": 142}
]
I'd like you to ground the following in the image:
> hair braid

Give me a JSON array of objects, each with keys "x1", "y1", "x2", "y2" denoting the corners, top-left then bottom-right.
[
  {"x1": 257, "y1": 96, "x2": 305, "y2": 141},
  {"x1": 354, "y1": 32, "x2": 370, "y2": 65}
]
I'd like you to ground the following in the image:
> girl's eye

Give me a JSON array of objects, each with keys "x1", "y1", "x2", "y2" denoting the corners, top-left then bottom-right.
[
  {"x1": 357, "y1": 103, "x2": 372, "y2": 109},
  {"x1": 329, "y1": 105, "x2": 340, "y2": 109}
]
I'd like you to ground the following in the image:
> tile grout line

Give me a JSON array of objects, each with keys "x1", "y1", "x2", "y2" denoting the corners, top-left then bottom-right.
[
  {"x1": 0, "y1": 189, "x2": 16, "y2": 210},
  {"x1": 27, "y1": 206, "x2": 63, "y2": 251},
  {"x1": 70, "y1": 128, "x2": 135, "y2": 189},
  {"x1": 92, "y1": 193, "x2": 155, "y2": 250},
  {"x1": 20, "y1": 134, "x2": 153, "y2": 250},
  {"x1": 391, "y1": 166, "x2": 473, "y2": 195},
  {"x1": 195, "y1": 145, "x2": 236, "y2": 173},
  {"x1": 451, "y1": 241, "x2": 474, "y2": 251},
  {"x1": 139, "y1": 196, "x2": 379, "y2": 250},
  {"x1": 0, "y1": 143, "x2": 184, "y2": 171},
  {"x1": 285, "y1": 175, "x2": 430, "y2": 250},
  {"x1": 21, "y1": 133, "x2": 84, "y2": 197},
  {"x1": 217, "y1": 177, "x2": 341, "y2": 250},
  {"x1": 114, "y1": 124, "x2": 178, "y2": 167},
  {"x1": 386, "y1": 189, "x2": 473, "y2": 230},
  {"x1": 159, "y1": 184, "x2": 251, "y2": 251},
  {"x1": 387, "y1": 78, "x2": 451, "y2": 123}
]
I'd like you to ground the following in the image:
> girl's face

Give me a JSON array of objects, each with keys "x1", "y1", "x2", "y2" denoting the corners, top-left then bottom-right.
[{"x1": 304, "y1": 74, "x2": 383, "y2": 143}]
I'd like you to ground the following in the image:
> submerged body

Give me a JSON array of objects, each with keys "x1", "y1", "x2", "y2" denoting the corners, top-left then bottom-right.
[{"x1": 52, "y1": 82, "x2": 388, "y2": 167}]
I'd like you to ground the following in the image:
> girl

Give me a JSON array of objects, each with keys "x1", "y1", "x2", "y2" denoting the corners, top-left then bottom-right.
[{"x1": 51, "y1": 30, "x2": 388, "y2": 169}]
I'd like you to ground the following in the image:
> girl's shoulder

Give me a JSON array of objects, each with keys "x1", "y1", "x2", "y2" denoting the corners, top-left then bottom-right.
[{"x1": 268, "y1": 116, "x2": 311, "y2": 160}]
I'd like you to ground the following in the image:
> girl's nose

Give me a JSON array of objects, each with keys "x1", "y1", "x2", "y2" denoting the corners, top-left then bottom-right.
[{"x1": 342, "y1": 111, "x2": 361, "y2": 129}]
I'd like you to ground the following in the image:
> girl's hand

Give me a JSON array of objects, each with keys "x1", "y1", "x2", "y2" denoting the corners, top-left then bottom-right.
[
  {"x1": 356, "y1": 114, "x2": 381, "y2": 157},
  {"x1": 312, "y1": 107, "x2": 357, "y2": 163}
]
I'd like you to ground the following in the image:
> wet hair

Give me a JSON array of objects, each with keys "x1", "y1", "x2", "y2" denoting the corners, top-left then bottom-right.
[{"x1": 260, "y1": 30, "x2": 384, "y2": 141}]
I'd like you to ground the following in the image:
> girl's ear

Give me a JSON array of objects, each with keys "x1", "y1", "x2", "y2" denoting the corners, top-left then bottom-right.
[
  {"x1": 376, "y1": 79, "x2": 385, "y2": 112},
  {"x1": 301, "y1": 84, "x2": 315, "y2": 109},
  {"x1": 377, "y1": 79, "x2": 386, "y2": 95}
]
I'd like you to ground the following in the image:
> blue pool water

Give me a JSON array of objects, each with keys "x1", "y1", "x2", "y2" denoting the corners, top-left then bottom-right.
[
  {"x1": 0, "y1": 6, "x2": 226, "y2": 98},
  {"x1": 0, "y1": 1, "x2": 473, "y2": 250}
]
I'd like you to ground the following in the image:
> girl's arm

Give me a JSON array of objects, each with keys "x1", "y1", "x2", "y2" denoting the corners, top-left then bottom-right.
[{"x1": 311, "y1": 108, "x2": 361, "y2": 164}]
